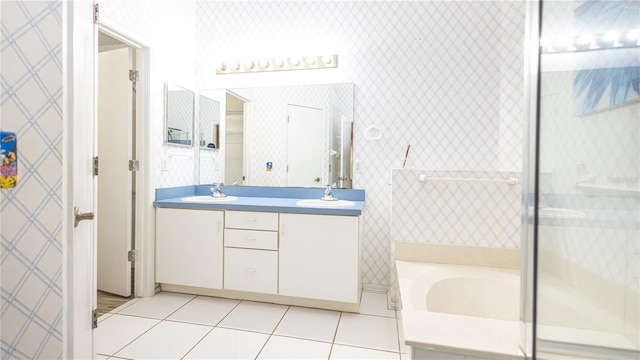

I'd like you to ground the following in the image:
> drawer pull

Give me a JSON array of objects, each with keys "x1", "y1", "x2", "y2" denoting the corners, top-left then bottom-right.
[
  {"x1": 244, "y1": 268, "x2": 256, "y2": 273},
  {"x1": 245, "y1": 218, "x2": 258, "y2": 222},
  {"x1": 244, "y1": 238, "x2": 257, "y2": 242}
]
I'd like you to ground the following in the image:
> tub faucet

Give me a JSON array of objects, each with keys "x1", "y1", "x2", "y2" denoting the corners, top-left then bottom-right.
[
  {"x1": 210, "y1": 183, "x2": 227, "y2": 198},
  {"x1": 321, "y1": 182, "x2": 338, "y2": 201}
]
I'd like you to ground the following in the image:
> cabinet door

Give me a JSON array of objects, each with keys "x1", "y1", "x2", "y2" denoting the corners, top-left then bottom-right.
[
  {"x1": 156, "y1": 208, "x2": 223, "y2": 289},
  {"x1": 279, "y1": 213, "x2": 360, "y2": 303}
]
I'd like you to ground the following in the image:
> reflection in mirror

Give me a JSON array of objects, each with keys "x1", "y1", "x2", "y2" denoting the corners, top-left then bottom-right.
[
  {"x1": 216, "y1": 83, "x2": 353, "y2": 188},
  {"x1": 164, "y1": 83, "x2": 194, "y2": 146},
  {"x1": 198, "y1": 93, "x2": 220, "y2": 149}
]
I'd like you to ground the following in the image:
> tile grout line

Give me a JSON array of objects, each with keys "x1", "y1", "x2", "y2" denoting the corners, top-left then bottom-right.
[
  {"x1": 104, "y1": 316, "x2": 164, "y2": 358},
  {"x1": 179, "y1": 326, "x2": 215, "y2": 360},
  {"x1": 103, "y1": 294, "x2": 197, "y2": 358},
  {"x1": 327, "y1": 311, "x2": 344, "y2": 360},
  {"x1": 253, "y1": 303, "x2": 291, "y2": 359},
  {"x1": 178, "y1": 296, "x2": 245, "y2": 359}
]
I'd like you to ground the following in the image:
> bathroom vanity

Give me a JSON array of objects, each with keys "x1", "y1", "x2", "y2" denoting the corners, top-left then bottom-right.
[{"x1": 153, "y1": 185, "x2": 365, "y2": 312}]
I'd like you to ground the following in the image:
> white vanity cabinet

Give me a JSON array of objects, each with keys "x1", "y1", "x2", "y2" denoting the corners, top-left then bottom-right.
[
  {"x1": 279, "y1": 213, "x2": 361, "y2": 304},
  {"x1": 155, "y1": 205, "x2": 362, "y2": 312},
  {"x1": 156, "y1": 208, "x2": 223, "y2": 289},
  {"x1": 223, "y1": 211, "x2": 279, "y2": 294}
]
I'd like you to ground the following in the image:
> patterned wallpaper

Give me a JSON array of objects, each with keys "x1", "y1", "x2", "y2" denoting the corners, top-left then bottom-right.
[
  {"x1": 1, "y1": 0, "x2": 64, "y2": 358},
  {"x1": 196, "y1": 1, "x2": 526, "y2": 287},
  {"x1": 391, "y1": 170, "x2": 522, "y2": 248},
  {"x1": 100, "y1": 0, "x2": 526, "y2": 288}
]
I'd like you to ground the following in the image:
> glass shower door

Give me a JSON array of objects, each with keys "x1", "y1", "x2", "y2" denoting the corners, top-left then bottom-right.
[{"x1": 535, "y1": 1, "x2": 639, "y2": 359}]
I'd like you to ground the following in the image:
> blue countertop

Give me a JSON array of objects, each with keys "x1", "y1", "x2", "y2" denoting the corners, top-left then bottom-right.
[{"x1": 153, "y1": 185, "x2": 365, "y2": 216}]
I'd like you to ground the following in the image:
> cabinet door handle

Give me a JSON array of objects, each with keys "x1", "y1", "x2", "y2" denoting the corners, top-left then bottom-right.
[
  {"x1": 217, "y1": 220, "x2": 222, "y2": 232},
  {"x1": 280, "y1": 223, "x2": 286, "y2": 236}
]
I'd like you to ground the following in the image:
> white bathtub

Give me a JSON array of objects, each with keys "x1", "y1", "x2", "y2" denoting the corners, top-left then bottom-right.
[{"x1": 396, "y1": 260, "x2": 525, "y2": 360}]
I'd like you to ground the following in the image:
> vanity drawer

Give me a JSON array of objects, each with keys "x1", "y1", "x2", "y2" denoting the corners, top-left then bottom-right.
[
  {"x1": 225, "y1": 211, "x2": 279, "y2": 231},
  {"x1": 224, "y1": 229, "x2": 278, "y2": 250},
  {"x1": 224, "y1": 248, "x2": 277, "y2": 294}
]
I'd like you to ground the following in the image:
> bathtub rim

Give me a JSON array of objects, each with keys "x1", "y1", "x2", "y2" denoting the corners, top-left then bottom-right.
[{"x1": 396, "y1": 259, "x2": 525, "y2": 360}]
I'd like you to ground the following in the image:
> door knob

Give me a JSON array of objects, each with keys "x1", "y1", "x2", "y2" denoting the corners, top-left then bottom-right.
[
  {"x1": 74, "y1": 207, "x2": 94, "y2": 228},
  {"x1": 314, "y1": 177, "x2": 321, "y2": 182}
]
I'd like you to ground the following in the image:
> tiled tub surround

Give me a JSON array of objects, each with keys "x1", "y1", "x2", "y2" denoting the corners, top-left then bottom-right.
[
  {"x1": 154, "y1": 185, "x2": 365, "y2": 312},
  {"x1": 395, "y1": 242, "x2": 523, "y2": 360}
]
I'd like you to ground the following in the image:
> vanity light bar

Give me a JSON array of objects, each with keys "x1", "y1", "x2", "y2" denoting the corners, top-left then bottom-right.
[
  {"x1": 216, "y1": 55, "x2": 338, "y2": 74},
  {"x1": 540, "y1": 29, "x2": 640, "y2": 53}
]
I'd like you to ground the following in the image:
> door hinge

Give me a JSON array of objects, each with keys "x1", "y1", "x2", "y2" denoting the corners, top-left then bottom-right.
[
  {"x1": 128, "y1": 249, "x2": 137, "y2": 262},
  {"x1": 93, "y1": 156, "x2": 99, "y2": 176},
  {"x1": 128, "y1": 159, "x2": 140, "y2": 171},
  {"x1": 92, "y1": 309, "x2": 98, "y2": 329},
  {"x1": 129, "y1": 70, "x2": 139, "y2": 82},
  {"x1": 93, "y1": 3, "x2": 99, "y2": 23}
]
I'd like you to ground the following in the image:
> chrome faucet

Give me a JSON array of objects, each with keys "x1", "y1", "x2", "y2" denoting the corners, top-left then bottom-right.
[
  {"x1": 210, "y1": 183, "x2": 227, "y2": 198},
  {"x1": 321, "y1": 183, "x2": 338, "y2": 201}
]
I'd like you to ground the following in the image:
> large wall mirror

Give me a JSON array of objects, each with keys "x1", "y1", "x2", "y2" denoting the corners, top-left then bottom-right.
[
  {"x1": 198, "y1": 92, "x2": 220, "y2": 149},
  {"x1": 164, "y1": 83, "x2": 195, "y2": 146},
  {"x1": 202, "y1": 83, "x2": 354, "y2": 188}
]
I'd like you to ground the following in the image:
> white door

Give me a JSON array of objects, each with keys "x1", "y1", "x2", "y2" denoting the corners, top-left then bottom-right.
[
  {"x1": 97, "y1": 47, "x2": 133, "y2": 297},
  {"x1": 68, "y1": 1, "x2": 97, "y2": 358},
  {"x1": 286, "y1": 104, "x2": 323, "y2": 187}
]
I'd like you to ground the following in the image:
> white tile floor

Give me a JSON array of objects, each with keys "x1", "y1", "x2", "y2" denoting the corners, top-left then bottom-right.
[{"x1": 96, "y1": 290, "x2": 408, "y2": 360}]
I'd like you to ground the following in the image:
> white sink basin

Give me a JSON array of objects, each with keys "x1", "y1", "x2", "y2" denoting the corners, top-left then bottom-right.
[
  {"x1": 296, "y1": 199, "x2": 355, "y2": 208},
  {"x1": 181, "y1": 195, "x2": 238, "y2": 203},
  {"x1": 538, "y1": 207, "x2": 585, "y2": 219}
]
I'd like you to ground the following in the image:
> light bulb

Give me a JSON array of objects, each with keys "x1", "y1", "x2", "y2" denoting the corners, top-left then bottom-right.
[
  {"x1": 323, "y1": 55, "x2": 333, "y2": 65},
  {"x1": 574, "y1": 34, "x2": 594, "y2": 50},
  {"x1": 305, "y1": 56, "x2": 316, "y2": 66},
  {"x1": 554, "y1": 36, "x2": 571, "y2": 49},
  {"x1": 575, "y1": 34, "x2": 592, "y2": 45},
  {"x1": 290, "y1": 57, "x2": 300, "y2": 66},
  {"x1": 603, "y1": 31, "x2": 619, "y2": 42}
]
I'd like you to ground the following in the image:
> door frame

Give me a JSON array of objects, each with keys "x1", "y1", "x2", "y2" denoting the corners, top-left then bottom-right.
[
  {"x1": 64, "y1": 2, "x2": 97, "y2": 357},
  {"x1": 64, "y1": 4, "x2": 152, "y2": 358},
  {"x1": 95, "y1": 22, "x2": 153, "y2": 299}
]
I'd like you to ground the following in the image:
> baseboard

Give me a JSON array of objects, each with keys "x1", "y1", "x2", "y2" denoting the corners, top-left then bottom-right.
[{"x1": 362, "y1": 284, "x2": 399, "y2": 310}]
